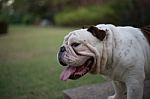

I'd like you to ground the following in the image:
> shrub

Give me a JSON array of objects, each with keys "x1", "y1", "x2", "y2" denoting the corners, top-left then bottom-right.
[
  {"x1": 54, "y1": 5, "x2": 115, "y2": 26},
  {"x1": 22, "y1": 14, "x2": 36, "y2": 25}
]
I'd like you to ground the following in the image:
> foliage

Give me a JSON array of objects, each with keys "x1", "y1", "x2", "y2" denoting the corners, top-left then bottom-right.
[
  {"x1": 11, "y1": 0, "x2": 63, "y2": 24},
  {"x1": 0, "y1": 0, "x2": 9, "y2": 22},
  {"x1": 1, "y1": 0, "x2": 150, "y2": 26},
  {"x1": 111, "y1": 0, "x2": 150, "y2": 27},
  {"x1": 0, "y1": 14, "x2": 9, "y2": 22},
  {"x1": 54, "y1": 5, "x2": 115, "y2": 26},
  {"x1": 22, "y1": 14, "x2": 36, "y2": 24}
]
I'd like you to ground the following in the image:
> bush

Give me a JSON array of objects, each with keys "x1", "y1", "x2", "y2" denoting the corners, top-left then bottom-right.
[
  {"x1": 54, "y1": 5, "x2": 115, "y2": 26},
  {"x1": 22, "y1": 14, "x2": 36, "y2": 25}
]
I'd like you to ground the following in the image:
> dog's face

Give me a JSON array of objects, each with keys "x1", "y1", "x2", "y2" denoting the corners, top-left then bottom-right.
[{"x1": 58, "y1": 26, "x2": 107, "y2": 81}]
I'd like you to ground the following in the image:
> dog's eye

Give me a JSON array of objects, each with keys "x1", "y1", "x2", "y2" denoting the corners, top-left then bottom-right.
[{"x1": 71, "y1": 43, "x2": 80, "y2": 47}]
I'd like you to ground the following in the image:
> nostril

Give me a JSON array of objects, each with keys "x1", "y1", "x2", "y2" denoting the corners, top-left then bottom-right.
[{"x1": 60, "y1": 46, "x2": 66, "y2": 52}]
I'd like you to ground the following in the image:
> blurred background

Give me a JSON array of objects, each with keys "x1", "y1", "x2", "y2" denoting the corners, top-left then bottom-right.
[{"x1": 0, "y1": 0, "x2": 150, "y2": 99}]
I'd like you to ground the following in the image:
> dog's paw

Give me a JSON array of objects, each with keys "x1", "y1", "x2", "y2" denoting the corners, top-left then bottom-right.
[
  {"x1": 108, "y1": 95, "x2": 115, "y2": 99},
  {"x1": 108, "y1": 95, "x2": 123, "y2": 99}
]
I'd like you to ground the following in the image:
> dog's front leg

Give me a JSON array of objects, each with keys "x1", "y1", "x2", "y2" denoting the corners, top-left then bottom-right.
[
  {"x1": 108, "y1": 81, "x2": 125, "y2": 99},
  {"x1": 126, "y1": 78, "x2": 144, "y2": 99}
]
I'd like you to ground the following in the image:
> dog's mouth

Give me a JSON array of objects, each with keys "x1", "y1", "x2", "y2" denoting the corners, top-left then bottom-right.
[{"x1": 60, "y1": 57, "x2": 94, "y2": 81}]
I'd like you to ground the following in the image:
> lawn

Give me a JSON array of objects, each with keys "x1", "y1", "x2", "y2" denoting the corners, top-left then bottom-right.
[{"x1": 0, "y1": 25, "x2": 104, "y2": 99}]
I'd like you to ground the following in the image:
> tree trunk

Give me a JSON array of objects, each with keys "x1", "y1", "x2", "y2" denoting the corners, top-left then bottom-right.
[{"x1": 0, "y1": 21, "x2": 8, "y2": 34}]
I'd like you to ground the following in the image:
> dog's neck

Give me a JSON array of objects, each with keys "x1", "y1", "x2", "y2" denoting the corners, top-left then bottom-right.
[{"x1": 99, "y1": 25, "x2": 120, "y2": 75}]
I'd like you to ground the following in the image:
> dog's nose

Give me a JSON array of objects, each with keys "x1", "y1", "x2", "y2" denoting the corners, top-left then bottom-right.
[
  {"x1": 58, "y1": 46, "x2": 67, "y2": 66},
  {"x1": 60, "y1": 46, "x2": 66, "y2": 52}
]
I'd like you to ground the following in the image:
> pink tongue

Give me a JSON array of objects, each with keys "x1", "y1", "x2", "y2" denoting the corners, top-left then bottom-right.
[{"x1": 60, "y1": 66, "x2": 76, "y2": 81}]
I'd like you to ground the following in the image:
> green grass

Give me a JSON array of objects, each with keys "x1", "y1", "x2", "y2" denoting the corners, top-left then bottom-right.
[{"x1": 0, "y1": 25, "x2": 104, "y2": 99}]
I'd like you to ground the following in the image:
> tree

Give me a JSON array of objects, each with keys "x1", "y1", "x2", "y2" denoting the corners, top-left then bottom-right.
[
  {"x1": 0, "y1": 0, "x2": 10, "y2": 34},
  {"x1": 111, "y1": 0, "x2": 150, "y2": 27}
]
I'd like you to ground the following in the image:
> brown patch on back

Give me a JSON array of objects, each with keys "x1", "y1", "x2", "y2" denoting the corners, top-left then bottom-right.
[{"x1": 141, "y1": 25, "x2": 150, "y2": 44}]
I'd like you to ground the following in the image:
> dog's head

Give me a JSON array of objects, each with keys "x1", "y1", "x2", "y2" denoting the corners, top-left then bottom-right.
[{"x1": 58, "y1": 26, "x2": 107, "y2": 81}]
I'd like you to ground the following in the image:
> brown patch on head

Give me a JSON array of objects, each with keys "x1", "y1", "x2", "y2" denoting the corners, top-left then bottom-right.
[
  {"x1": 140, "y1": 25, "x2": 150, "y2": 44},
  {"x1": 87, "y1": 26, "x2": 106, "y2": 41}
]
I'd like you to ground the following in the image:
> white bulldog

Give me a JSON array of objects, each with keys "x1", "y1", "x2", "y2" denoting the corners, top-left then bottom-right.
[{"x1": 57, "y1": 24, "x2": 150, "y2": 99}]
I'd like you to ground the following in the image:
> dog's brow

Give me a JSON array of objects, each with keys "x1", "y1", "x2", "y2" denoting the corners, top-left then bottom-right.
[{"x1": 64, "y1": 34, "x2": 71, "y2": 42}]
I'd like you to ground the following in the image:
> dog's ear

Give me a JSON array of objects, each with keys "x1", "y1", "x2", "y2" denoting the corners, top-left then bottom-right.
[{"x1": 87, "y1": 26, "x2": 106, "y2": 41}]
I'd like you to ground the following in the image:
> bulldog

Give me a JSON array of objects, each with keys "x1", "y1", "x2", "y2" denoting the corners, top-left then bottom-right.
[{"x1": 57, "y1": 24, "x2": 150, "y2": 99}]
